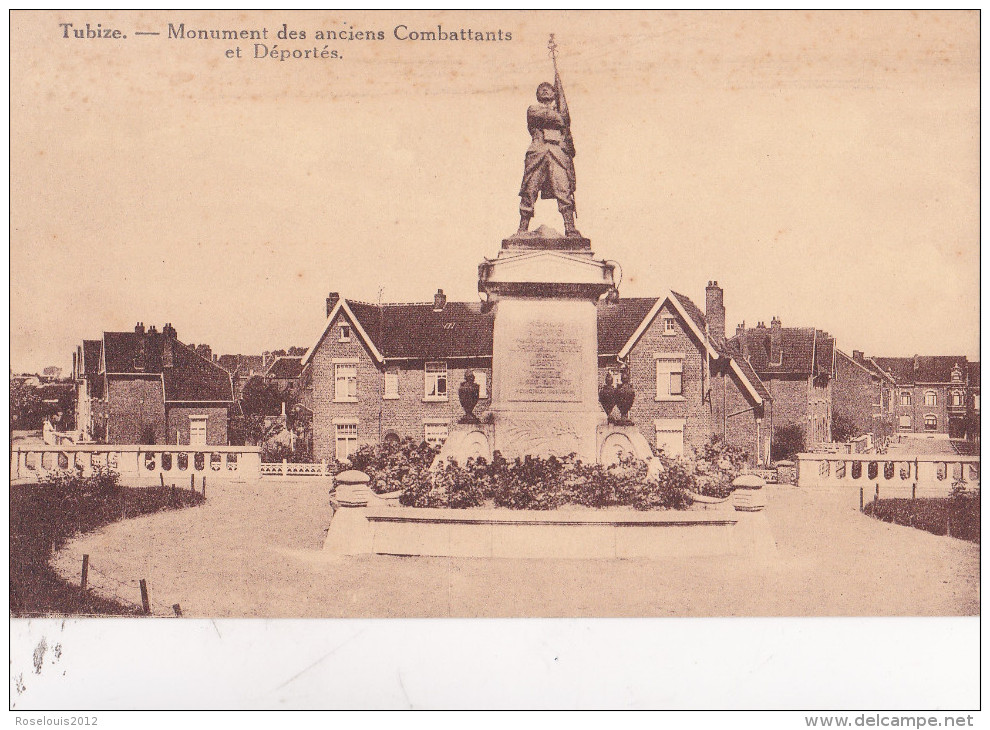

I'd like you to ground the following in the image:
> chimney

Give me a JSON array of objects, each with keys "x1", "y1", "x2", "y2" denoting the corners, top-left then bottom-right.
[
  {"x1": 135, "y1": 322, "x2": 145, "y2": 335},
  {"x1": 195, "y1": 344, "x2": 212, "y2": 360},
  {"x1": 770, "y1": 317, "x2": 782, "y2": 365},
  {"x1": 163, "y1": 323, "x2": 177, "y2": 339},
  {"x1": 326, "y1": 292, "x2": 340, "y2": 317},
  {"x1": 163, "y1": 338, "x2": 174, "y2": 369},
  {"x1": 852, "y1": 350, "x2": 864, "y2": 363},
  {"x1": 433, "y1": 288, "x2": 447, "y2": 312},
  {"x1": 147, "y1": 325, "x2": 158, "y2": 335},
  {"x1": 736, "y1": 321, "x2": 749, "y2": 359},
  {"x1": 705, "y1": 281, "x2": 725, "y2": 340},
  {"x1": 914, "y1": 355, "x2": 920, "y2": 373}
]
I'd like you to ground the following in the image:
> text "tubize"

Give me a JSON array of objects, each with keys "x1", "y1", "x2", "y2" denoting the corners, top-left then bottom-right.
[{"x1": 59, "y1": 23, "x2": 125, "y2": 39}]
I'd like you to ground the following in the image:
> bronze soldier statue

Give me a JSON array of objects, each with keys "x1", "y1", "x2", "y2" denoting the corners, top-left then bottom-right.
[{"x1": 518, "y1": 36, "x2": 581, "y2": 238}]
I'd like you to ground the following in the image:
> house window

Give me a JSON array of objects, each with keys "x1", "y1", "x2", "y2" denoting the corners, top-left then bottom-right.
[
  {"x1": 335, "y1": 422, "x2": 358, "y2": 461},
  {"x1": 924, "y1": 391, "x2": 937, "y2": 407},
  {"x1": 924, "y1": 415, "x2": 937, "y2": 432},
  {"x1": 425, "y1": 361, "x2": 448, "y2": 400},
  {"x1": 951, "y1": 391, "x2": 963, "y2": 407},
  {"x1": 951, "y1": 369, "x2": 962, "y2": 382},
  {"x1": 189, "y1": 415, "x2": 207, "y2": 446},
  {"x1": 974, "y1": 394, "x2": 980, "y2": 411},
  {"x1": 383, "y1": 370, "x2": 399, "y2": 399},
  {"x1": 900, "y1": 391, "x2": 912, "y2": 406},
  {"x1": 655, "y1": 419, "x2": 685, "y2": 457},
  {"x1": 424, "y1": 422, "x2": 449, "y2": 448},
  {"x1": 607, "y1": 367, "x2": 625, "y2": 386},
  {"x1": 339, "y1": 324, "x2": 351, "y2": 342},
  {"x1": 899, "y1": 415, "x2": 912, "y2": 431},
  {"x1": 655, "y1": 356, "x2": 684, "y2": 400},
  {"x1": 334, "y1": 363, "x2": 358, "y2": 402},
  {"x1": 662, "y1": 316, "x2": 677, "y2": 336}
]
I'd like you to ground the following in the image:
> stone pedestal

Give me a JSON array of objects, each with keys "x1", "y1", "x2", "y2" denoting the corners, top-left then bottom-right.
[{"x1": 479, "y1": 227, "x2": 618, "y2": 463}]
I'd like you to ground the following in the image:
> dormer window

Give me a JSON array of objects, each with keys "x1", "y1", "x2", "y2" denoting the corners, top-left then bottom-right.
[
  {"x1": 662, "y1": 316, "x2": 677, "y2": 336},
  {"x1": 339, "y1": 324, "x2": 352, "y2": 342}
]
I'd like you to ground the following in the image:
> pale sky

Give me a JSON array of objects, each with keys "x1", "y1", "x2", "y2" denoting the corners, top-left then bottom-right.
[{"x1": 10, "y1": 10, "x2": 980, "y2": 373}]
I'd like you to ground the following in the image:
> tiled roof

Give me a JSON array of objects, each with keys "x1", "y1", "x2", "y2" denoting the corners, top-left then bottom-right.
[
  {"x1": 734, "y1": 356, "x2": 771, "y2": 402},
  {"x1": 872, "y1": 356, "x2": 970, "y2": 385},
  {"x1": 217, "y1": 354, "x2": 266, "y2": 376},
  {"x1": 266, "y1": 356, "x2": 304, "y2": 379},
  {"x1": 671, "y1": 291, "x2": 729, "y2": 354},
  {"x1": 597, "y1": 298, "x2": 660, "y2": 355},
  {"x1": 729, "y1": 326, "x2": 834, "y2": 376},
  {"x1": 345, "y1": 300, "x2": 496, "y2": 359},
  {"x1": 100, "y1": 331, "x2": 233, "y2": 402},
  {"x1": 968, "y1": 361, "x2": 980, "y2": 387}
]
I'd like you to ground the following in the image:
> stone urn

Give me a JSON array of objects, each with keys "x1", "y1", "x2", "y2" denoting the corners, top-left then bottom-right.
[
  {"x1": 599, "y1": 373, "x2": 616, "y2": 419},
  {"x1": 614, "y1": 377, "x2": 635, "y2": 425},
  {"x1": 458, "y1": 371, "x2": 481, "y2": 424}
]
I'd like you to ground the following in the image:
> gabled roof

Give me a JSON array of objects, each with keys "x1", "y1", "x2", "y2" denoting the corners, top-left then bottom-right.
[
  {"x1": 729, "y1": 326, "x2": 834, "y2": 377},
  {"x1": 303, "y1": 291, "x2": 766, "y2": 405},
  {"x1": 836, "y1": 349, "x2": 895, "y2": 383},
  {"x1": 265, "y1": 355, "x2": 304, "y2": 379},
  {"x1": 872, "y1": 356, "x2": 970, "y2": 385},
  {"x1": 217, "y1": 354, "x2": 266, "y2": 376},
  {"x1": 99, "y1": 331, "x2": 233, "y2": 402}
]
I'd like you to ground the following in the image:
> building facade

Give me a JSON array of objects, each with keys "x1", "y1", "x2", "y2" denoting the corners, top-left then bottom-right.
[
  {"x1": 871, "y1": 355, "x2": 979, "y2": 439},
  {"x1": 832, "y1": 349, "x2": 897, "y2": 439},
  {"x1": 729, "y1": 318, "x2": 835, "y2": 452},
  {"x1": 74, "y1": 323, "x2": 234, "y2": 445},
  {"x1": 302, "y1": 283, "x2": 773, "y2": 465}
]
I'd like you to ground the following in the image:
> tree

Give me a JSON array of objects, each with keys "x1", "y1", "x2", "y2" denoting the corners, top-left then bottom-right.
[
  {"x1": 830, "y1": 407, "x2": 860, "y2": 443},
  {"x1": 771, "y1": 424, "x2": 805, "y2": 462},
  {"x1": 10, "y1": 379, "x2": 43, "y2": 430}
]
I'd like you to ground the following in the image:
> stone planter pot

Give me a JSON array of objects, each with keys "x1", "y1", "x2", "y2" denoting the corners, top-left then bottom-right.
[{"x1": 731, "y1": 473, "x2": 766, "y2": 512}]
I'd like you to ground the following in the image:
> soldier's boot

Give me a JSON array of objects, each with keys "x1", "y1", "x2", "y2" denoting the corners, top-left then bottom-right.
[
  {"x1": 517, "y1": 213, "x2": 532, "y2": 234},
  {"x1": 563, "y1": 211, "x2": 582, "y2": 238}
]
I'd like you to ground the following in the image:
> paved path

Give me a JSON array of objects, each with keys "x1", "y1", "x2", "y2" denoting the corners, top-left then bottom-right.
[{"x1": 53, "y1": 479, "x2": 979, "y2": 618}]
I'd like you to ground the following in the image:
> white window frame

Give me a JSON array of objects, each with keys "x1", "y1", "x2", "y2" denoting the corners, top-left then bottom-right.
[
  {"x1": 189, "y1": 415, "x2": 208, "y2": 446},
  {"x1": 423, "y1": 419, "x2": 449, "y2": 448},
  {"x1": 898, "y1": 415, "x2": 912, "y2": 431},
  {"x1": 923, "y1": 414, "x2": 938, "y2": 432},
  {"x1": 338, "y1": 324, "x2": 352, "y2": 343},
  {"x1": 654, "y1": 418, "x2": 685, "y2": 457},
  {"x1": 661, "y1": 316, "x2": 677, "y2": 336},
  {"x1": 383, "y1": 370, "x2": 400, "y2": 400},
  {"x1": 951, "y1": 391, "x2": 964, "y2": 407},
  {"x1": 924, "y1": 390, "x2": 937, "y2": 407},
  {"x1": 900, "y1": 391, "x2": 912, "y2": 407},
  {"x1": 333, "y1": 420, "x2": 359, "y2": 462},
  {"x1": 424, "y1": 361, "x2": 448, "y2": 401},
  {"x1": 655, "y1": 353, "x2": 685, "y2": 401},
  {"x1": 333, "y1": 359, "x2": 359, "y2": 403}
]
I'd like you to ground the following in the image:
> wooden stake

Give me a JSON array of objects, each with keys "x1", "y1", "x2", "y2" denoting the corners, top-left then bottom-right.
[
  {"x1": 874, "y1": 484, "x2": 879, "y2": 502},
  {"x1": 80, "y1": 554, "x2": 89, "y2": 589},
  {"x1": 190, "y1": 474, "x2": 195, "y2": 492},
  {"x1": 202, "y1": 477, "x2": 206, "y2": 498},
  {"x1": 172, "y1": 603, "x2": 183, "y2": 618},
  {"x1": 859, "y1": 487, "x2": 864, "y2": 512},
  {"x1": 139, "y1": 579, "x2": 151, "y2": 615},
  {"x1": 160, "y1": 473, "x2": 165, "y2": 488},
  {"x1": 912, "y1": 483, "x2": 916, "y2": 500}
]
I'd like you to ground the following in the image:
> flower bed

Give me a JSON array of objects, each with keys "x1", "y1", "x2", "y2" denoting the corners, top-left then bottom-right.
[{"x1": 337, "y1": 436, "x2": 748, "y2": 511}]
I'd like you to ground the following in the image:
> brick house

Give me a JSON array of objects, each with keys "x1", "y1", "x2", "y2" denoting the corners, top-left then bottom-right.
[
  {"x1": 264, "y1": 355, "x2": 304, "y2": 393},
  {"x1": 216, "y1": 354, "x2": 267, "y2": 401},
  {"x1": 301, "y1": 283, "x2": 772, "y2": 465},
  {"x1": 73, "y1": 323, "x2": 234, "y2": 445},
  {"x1": 870, "y1": 355, "x2": 977, "y2": 438},
  {"x1": 729, "y1": 319, "x2": 835, "y2": 451},
  {"x1": 832, "y1": 349, "x2": 897, "y2": 439}
]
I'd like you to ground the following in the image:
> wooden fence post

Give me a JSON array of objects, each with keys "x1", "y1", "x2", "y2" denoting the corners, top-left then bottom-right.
[
  {"x1": 859, "y1": 487, "x2": 864, "y2": 512},
  {"x1": 912, "y1": 483, "x2": 916, "y2": 500},
  {"x1": 202, "y1": 477, "x2": 206, "y2": 498},
  {"x1": 160, "y1": 473, "x2": 165, "y2": 488},
  {"x1": 139, "y1": 579, "x2": 151, "y2": 615},
  {"x1": 874, "y1": 484, "x2": 879, "y2": 502},
  {"x1": 80, "y1": 554, "x2": 89, "y2": 589},
  {"x1": 282, "y1": 459, "x2": 288, "y2": 477},
  {"x1": 190, "y1": 474, "x2": 195, "y2": 493}
]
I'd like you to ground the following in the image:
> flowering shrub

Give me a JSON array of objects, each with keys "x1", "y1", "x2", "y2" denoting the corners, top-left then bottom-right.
[{"x1": 344, "y1": 437, "x2": 439, "y2": 495}]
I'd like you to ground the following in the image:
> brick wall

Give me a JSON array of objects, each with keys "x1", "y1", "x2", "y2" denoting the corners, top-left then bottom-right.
[
  {"x1": 106, "y1": 377, "x2": 166, "y2": 444},
  {"x1": 833, "y1": 354, "x2": 879, "y2": 438},
  {"x1": 166, "y1": 405, "x2": 229, "y2": 445}
]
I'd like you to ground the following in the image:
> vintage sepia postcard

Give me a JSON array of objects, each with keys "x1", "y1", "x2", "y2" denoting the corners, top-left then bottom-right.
[{"x1": 8, "y1": 9, "x2": 980, "y2": 711}]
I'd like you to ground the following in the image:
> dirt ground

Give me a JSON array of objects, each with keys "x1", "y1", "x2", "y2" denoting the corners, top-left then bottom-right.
[{"x1": 52, "y1": 479, "x2": 980, "y2": 618}]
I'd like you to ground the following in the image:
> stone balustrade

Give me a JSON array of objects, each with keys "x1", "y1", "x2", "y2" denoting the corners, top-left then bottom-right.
[
  {"x1": 795, "y1": 452, "x2": 980, "y2": 495},
  {"x1": 260, "y1": 460, "x2": 331, "y2": 477},
  {"x1": 10, "y1": 445, "x2": 262, "y2": 485}
]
